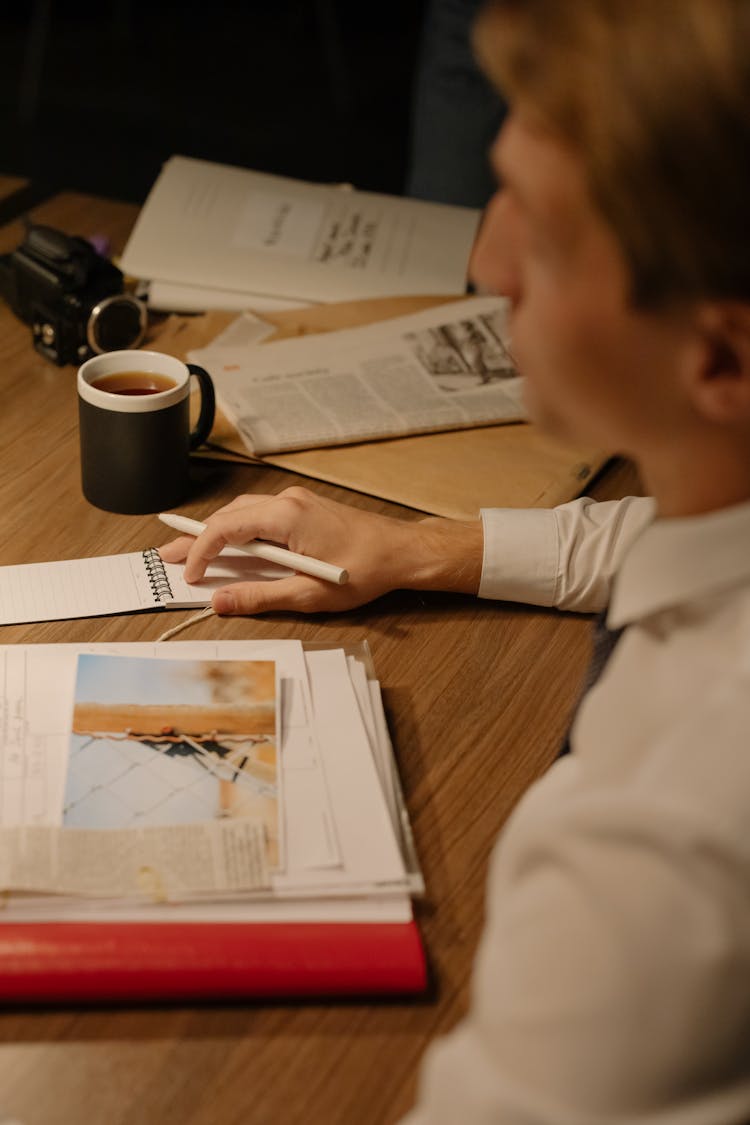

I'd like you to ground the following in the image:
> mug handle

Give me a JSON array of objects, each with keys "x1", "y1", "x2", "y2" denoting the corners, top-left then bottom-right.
[{"x1": 187, "y1": 364, "x2": 216, "y2": 450}]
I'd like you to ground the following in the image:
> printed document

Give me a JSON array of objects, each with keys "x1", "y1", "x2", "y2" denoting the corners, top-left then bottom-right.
[
  {"x1": 120, "y1": 155, "x2": 480, "y2": 305},
  {"x1": 0, "y1": 641, "x2": 416, "y2": 916},
  {"x1": 190, "y1": 295, "x2": 525, "y2": 455}
]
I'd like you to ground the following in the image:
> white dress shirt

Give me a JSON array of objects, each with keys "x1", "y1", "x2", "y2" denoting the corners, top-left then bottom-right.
[{"x1": 403, "y1": 495, "x2": 750, "y2": 1125}]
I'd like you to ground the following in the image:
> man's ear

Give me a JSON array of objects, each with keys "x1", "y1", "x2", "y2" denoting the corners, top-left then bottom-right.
[{"x1": 688, "y1": 302, "x2": 750, "y2": 424}]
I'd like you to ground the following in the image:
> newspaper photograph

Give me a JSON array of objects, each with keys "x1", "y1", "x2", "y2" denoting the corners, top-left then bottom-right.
[
  {"x1": 189, "y1": 295, "x2": 525, "y2": 456},
  {"x1": 65, "y1": 653, "x2": 282, "y2": 869}
]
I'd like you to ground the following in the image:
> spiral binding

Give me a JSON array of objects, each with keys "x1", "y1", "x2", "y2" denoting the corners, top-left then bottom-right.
[{"x1": 142, "y1": 548, "x2": 174, "y2": 604}]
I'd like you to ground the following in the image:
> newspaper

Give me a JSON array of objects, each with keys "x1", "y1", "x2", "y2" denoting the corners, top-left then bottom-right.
[
  {"x1": 190, "y1": 295, "x2": 525, "y2": 456},
  {"x1": 0, "y1": 820, "x2": 268, "y2": 901}
]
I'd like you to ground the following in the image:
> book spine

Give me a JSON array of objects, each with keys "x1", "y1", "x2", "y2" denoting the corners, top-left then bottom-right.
[
  {"x1": 141, "y1": 549, "x2": 174, "y2": 604},
  {"x1": 0, "y1": 922, "x2": 428, "y2": 1001}
]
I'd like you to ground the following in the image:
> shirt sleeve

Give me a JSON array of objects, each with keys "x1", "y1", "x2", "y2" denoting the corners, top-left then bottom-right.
[
  {"x1": 401, "y1": 758, "x2": 750, "y2": 1125},
  {"x1": 479, "y1": 495, "x2": 656, "y2": 612}
]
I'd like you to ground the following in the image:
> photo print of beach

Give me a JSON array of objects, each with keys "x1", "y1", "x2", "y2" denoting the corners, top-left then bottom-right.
[
  {"x1": 64, "y1": 654, "x2": 281, "y2": 867},
  {"x1": 403, "y1": 306, "x2": 518, "y2": 392}
]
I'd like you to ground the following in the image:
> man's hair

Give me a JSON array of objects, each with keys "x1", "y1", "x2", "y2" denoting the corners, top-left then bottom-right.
[{"x1": 474, "y1": 0, "x2": 750, "y2": 306}]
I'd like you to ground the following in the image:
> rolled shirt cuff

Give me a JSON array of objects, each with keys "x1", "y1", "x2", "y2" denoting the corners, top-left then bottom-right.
[{"x1": 479, "y1": 507, "x2": 559, "y2": 606}]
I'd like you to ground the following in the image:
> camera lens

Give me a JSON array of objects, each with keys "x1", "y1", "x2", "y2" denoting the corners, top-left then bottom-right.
[{"x1": 87, "y1": 294, "x2": 147, "y2": 354}]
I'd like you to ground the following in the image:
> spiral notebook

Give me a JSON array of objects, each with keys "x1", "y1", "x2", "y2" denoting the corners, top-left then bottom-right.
[{"x1": 0, "y1": 548, "x2": 290, "y2": 625}]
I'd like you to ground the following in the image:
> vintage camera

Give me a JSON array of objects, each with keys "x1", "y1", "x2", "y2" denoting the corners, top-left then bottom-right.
[{"x1": 0, "y1": 222, "x2": 147, "y2": 366}]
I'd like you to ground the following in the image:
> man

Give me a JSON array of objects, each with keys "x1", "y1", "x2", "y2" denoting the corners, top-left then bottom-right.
[{"x1": 161, "y1": 1, "x2": 750, "y2": 1118}]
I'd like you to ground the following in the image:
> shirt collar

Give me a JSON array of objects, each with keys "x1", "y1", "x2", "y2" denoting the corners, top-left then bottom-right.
[{"x1": 608, "y1": 497, "x2": 750, "y2": 629}]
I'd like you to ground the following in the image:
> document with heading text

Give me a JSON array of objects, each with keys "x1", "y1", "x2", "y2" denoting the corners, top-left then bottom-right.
[{"x1": 120, "y1": 155, "x2": 480, "y2": 306}]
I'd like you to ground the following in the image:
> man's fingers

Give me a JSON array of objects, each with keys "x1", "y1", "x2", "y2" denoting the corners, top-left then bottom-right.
[
  {"x1": 168, "y1": 497, "x2": 301, "y2": 582},
  {"x1": 158, "y1": 537, "x2": 194, "y2": 563},
  {"x1": 179, "y1": 489, "x2": 338, "y2": 583},
  {"x1": 182, "y1": 527, "x2": 233, "y2": 582},
  {"x1": 212, "y1": 493, "x2": 273, "y2": 516},
  {"x1": 183, "y1": 498, "x2": 304, "y2": 582},
  {"x1": 211, "y1": 576, "x2": 332, "y2": 616}
]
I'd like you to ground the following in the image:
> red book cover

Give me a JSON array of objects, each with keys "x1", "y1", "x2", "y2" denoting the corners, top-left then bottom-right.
[{"x1": 0, "y1": 920, "x2": 427, "y2": 1002}]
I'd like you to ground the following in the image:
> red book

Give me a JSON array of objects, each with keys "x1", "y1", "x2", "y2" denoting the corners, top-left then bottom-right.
[{"x1": 0, "y1": 919, "x2": 427, "y2": 1002}]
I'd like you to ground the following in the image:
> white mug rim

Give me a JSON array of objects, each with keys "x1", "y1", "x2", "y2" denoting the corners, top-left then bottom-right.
[{"x1": 78, "y1": 350, "x2": 190, "y2": 414}]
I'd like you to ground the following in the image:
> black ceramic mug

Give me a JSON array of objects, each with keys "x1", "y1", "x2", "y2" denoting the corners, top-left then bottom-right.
[{"x1": 77, "y1": 349, "x2": 215, "y2": 514}]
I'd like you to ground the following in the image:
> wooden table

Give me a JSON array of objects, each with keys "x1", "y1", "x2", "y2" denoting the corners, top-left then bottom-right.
[
  {"x1": 0, "y1": 193, "x2": 641, "y2": 1125},
  {"x1": 0, "y1": 175, "x2": 27, "y2": 199}
]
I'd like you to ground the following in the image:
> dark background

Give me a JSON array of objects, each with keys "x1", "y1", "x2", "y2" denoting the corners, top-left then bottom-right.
[{"x1": 1, "y1": 1, "x2": 428, "y2": 205}]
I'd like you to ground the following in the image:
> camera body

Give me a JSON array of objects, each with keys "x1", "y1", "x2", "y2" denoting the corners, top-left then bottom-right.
[{"x1": 0, "y1": 223, "x2": 147, "y2": 366}]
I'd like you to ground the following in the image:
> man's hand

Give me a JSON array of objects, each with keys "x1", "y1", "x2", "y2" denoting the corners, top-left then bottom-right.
[{"x1": 158, "y1": 486, "x2": 484, "y2": 616}]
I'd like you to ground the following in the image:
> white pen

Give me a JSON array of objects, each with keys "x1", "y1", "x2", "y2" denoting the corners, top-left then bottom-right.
[{"x1": 158, "y1": 512, "x2": 349, "y2": 586}]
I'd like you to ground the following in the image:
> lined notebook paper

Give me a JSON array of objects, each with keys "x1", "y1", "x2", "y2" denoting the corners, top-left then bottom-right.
[{"x1": 0, "y1": 550, "x2": 290, "y2": 625}]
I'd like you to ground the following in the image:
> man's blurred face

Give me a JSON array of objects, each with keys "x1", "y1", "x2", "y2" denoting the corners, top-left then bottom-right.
[{"x1": 470, "y1": 114, "x2": 692, "y2": 457}]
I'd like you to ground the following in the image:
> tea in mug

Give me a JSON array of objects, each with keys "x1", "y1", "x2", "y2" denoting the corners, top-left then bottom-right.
[{"x1": 90, "y1": 371, "x2": 177, "y2": 396}]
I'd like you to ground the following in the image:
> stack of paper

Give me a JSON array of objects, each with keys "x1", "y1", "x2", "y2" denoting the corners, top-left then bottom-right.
[
  {"x1": 120, "y1": 155, "x2": 480, "y2": 311},
  {"x1": 0, "y1": 639, "x2": 426, "y2": 1000}
]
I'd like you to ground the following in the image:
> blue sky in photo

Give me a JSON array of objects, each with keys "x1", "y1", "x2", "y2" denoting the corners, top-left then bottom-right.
[{"x1": 74, "y1": 653, "x2": 214, "y2": 707}]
